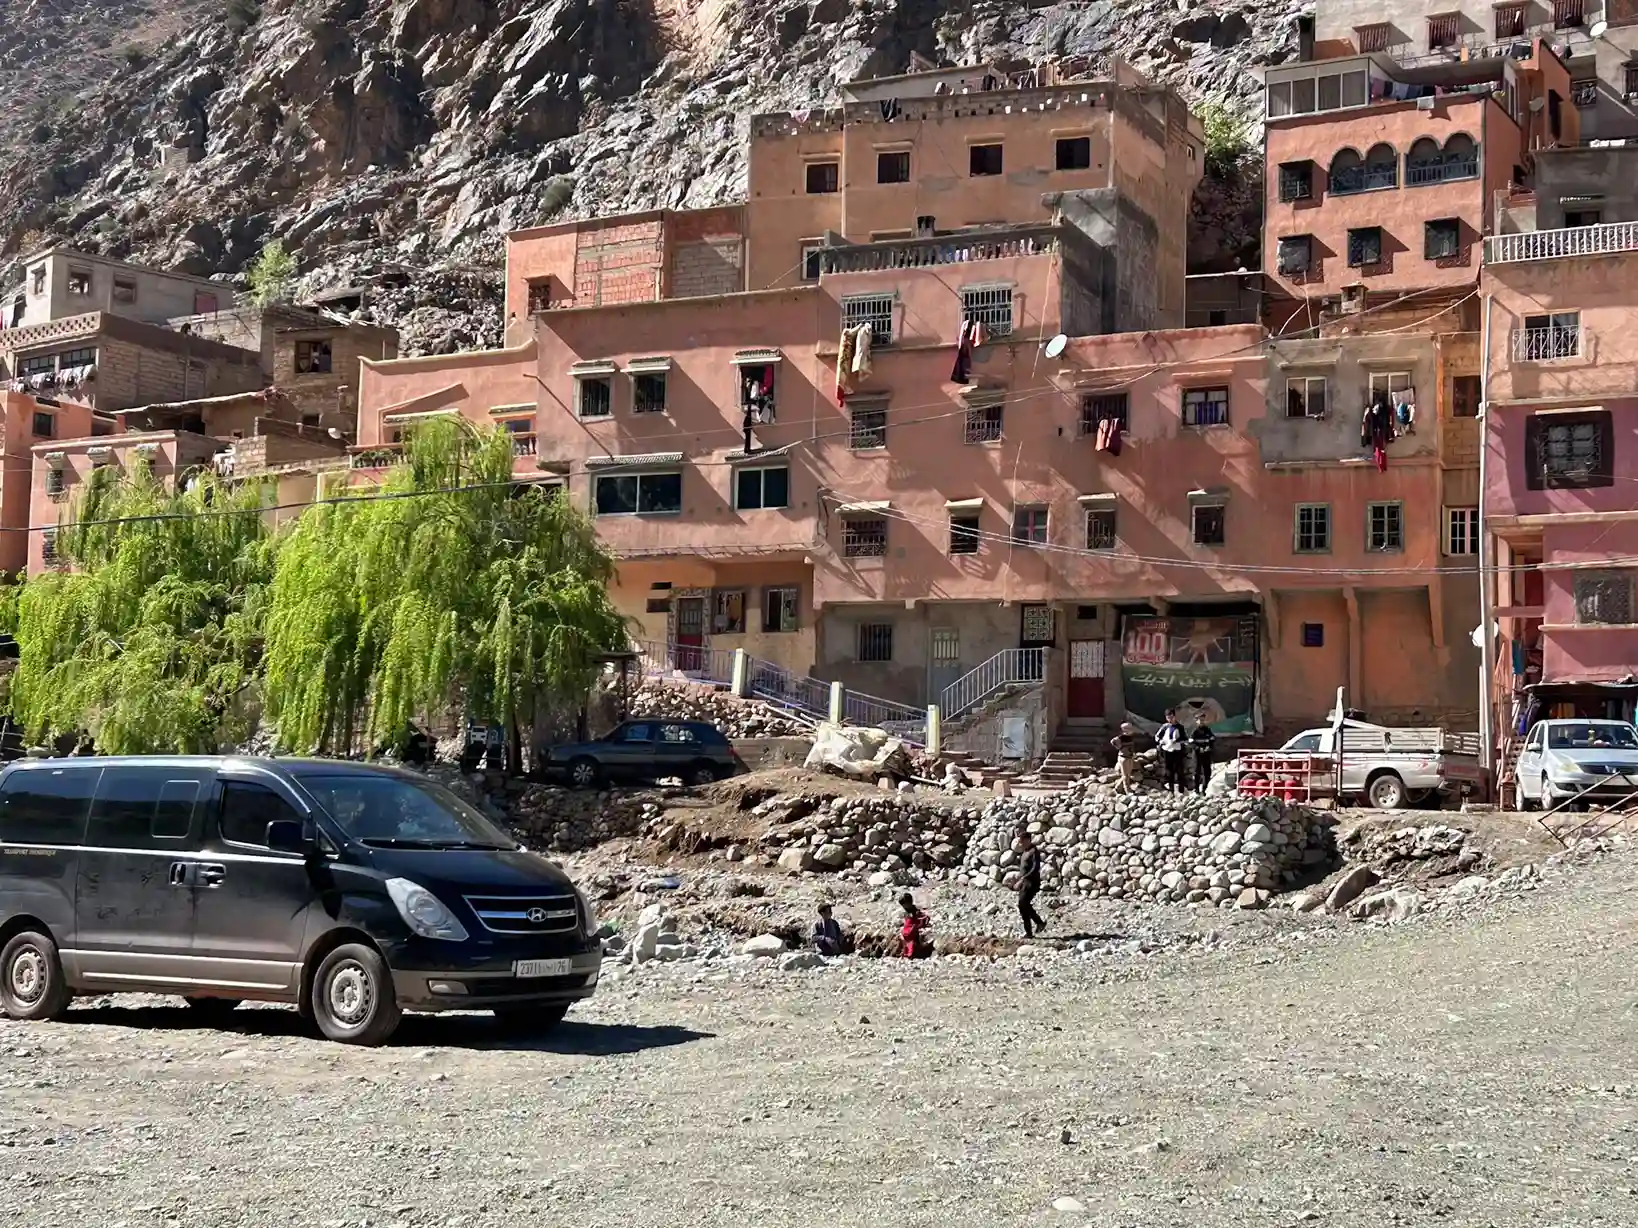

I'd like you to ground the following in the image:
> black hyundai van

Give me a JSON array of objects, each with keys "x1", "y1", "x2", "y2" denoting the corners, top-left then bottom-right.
[{"x1": 0, "y1": 756, "x2": 602, "y2": 1045}]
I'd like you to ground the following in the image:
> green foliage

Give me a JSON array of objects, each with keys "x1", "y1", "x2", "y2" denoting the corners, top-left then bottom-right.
[
  {"x1": 1197, "y1": 101, "x2": 1251, "y2": 175},
  {"x1": 261, "y1": 420, "x2": 627, "y2": 755},
  {"x1": 10, "y1": 465, "x2": 273, "y2": 754},
  {"x1": 247, "y1": 239, "x2": 296, "y2": 307}
]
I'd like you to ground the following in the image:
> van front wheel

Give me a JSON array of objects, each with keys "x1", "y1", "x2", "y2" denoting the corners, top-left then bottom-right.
[
  {"x1": 1, "y1": 930, "x2": 72, "y2": 1022},
  {"x1": 312, "y1": 944, "x2": 401, "y2": 1046}
]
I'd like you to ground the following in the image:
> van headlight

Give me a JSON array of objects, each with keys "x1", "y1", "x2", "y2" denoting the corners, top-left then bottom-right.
[
  {"x1": 574, "y1": 886, "x2": 599, "y2": 937},
  {"x1": 385, "y1": 878, "x2": 469, "y2": 942}
]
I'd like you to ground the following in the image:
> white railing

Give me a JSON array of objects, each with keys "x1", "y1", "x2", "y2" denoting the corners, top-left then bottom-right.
[
  {"x1": 745, "y1": 659, "x2": 829, "y2": 723},
  {"x1": 1486, "y1": 221, "x2": 1638, "y2": 264},
  {"x1": 1510, "y1": 326, "x2": 1588, "y2": 362},
  {"x1": 939, "y1": 647, "x2": 1045, "y2": 721}
]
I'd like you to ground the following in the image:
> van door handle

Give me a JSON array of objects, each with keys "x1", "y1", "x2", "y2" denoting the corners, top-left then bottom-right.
[
  {"x1": 196, "y1": 863, "x2": 227, "y2": 889},
  {"x1": 168, "y1": 862, "x2": 190, "y2": 887}
]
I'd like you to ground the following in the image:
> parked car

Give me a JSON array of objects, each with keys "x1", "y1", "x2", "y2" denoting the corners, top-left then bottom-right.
[
  {"x1": 1514, "y1": 719, "x2": 1638, "y2": 811},
  {"x1": 1230, "y1": 719, "x2": 1483, "y2": 809},
  {"x1": 544, "y1": 720, "x2": 746, "y2": 788},
  {"x1": 0, "y1": 756, "x2": 602, "y2": 1045}
]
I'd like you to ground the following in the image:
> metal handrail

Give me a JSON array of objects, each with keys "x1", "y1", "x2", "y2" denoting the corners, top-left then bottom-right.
[
  {"x1": 843, "y1": 691, "x2": 927, "y2": 745},
  {"x1": 939, "y1": 647, "x2": 1045, "y2": 720},
  {"x1": 746, "y1": 658, "x2": 830, "y2": 722},
  {"x1": 1486, "y1": 221, "x2": 1638, "y2": 264}
]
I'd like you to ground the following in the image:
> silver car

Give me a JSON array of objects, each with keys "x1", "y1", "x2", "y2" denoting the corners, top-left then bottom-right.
[{"x1": 1515, "y1": 719, "x2": 1638, "y2": 811}]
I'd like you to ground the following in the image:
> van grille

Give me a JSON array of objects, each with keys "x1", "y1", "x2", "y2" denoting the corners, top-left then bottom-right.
[{"x1": 463, "y1": 894, "x2": 581, "y2": 934}]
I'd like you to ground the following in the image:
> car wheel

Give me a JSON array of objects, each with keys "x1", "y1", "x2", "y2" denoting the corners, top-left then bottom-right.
[
  {"x1": 311, "y1": 943, "x2": 401, "y2": 1046},
  {"x1": 569, "y1": 757, "x2": 601, "y2": 789},
  {"x1": 183, "y1": 996, "x2": 243, "y2": 1022},
  {"x1": 0, "y1": 930, "x2": 72, "y2": 1022},
  {"x1": 1367, "y1": 771, "x2": 1406, "y2": 811},
  {"x1": 492, "y1": 1003, "x2": 570, "y2": 1036},
  {"x1": 688, "y1": 761, "x2": 719, "y2": 786}
]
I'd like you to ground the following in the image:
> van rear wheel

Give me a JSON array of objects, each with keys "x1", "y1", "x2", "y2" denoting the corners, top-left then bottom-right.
[
  {"x1": 492, "y1": 1003, "x2": 570, "y2": 1036},
  {"x1": 312, "y1": 944, "x2": 401, "y2": 1046},
  {"x1": 1, "y1": 930, "x2": 72, "y2": 1022}
]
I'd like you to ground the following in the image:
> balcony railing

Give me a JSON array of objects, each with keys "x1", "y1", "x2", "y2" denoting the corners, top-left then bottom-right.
[
  {"x1": 350, "y1": 443, "x2": 403, "y2": 469},
  {"x1": 821, "y1": 227, "x2": 1057, "y2": 275},
  {"x1": 1406, "y1": 156, "x2": 1479, "y2": 186},
  {"x1": 1510, "y1": 326, "x2": 1588, "y2": 362},
  {"x1": 1486, "y1": 221, "x2": 1638, "y2": 264}
]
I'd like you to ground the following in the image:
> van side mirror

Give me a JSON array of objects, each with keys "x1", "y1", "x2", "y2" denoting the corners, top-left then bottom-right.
[{"x1": 266, "y1": 819, "x2": 309, "y2": 854}]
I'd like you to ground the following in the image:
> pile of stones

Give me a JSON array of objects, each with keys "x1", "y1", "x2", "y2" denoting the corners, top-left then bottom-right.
[
  {"x1": 761, "y1": 793, "x2": 982, "y2": 885},
  {"x1": 426, "y1": 766, "x2": 649, "y2": 852},
  {"x1": 627, "y1": 678, "x2": 812, "y2": 739},
  {"x1": 958, "y1": 780, "x2": 1334, "y2": 909}
]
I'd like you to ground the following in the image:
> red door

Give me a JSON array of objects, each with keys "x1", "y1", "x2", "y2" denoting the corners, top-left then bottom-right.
[
  {"x1": 674, "y1": 597, "x2": 706, "y2": 672},
  {"x1": 1067, "y1": 639, "x2": 1105, "y2": 718}
]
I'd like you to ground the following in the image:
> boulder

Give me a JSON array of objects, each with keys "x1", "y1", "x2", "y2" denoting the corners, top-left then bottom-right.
[
  {"x1": 741, "y1": 934, "x2": 786, "y2": 957},
  {"x1": 1324, "y1": 864, "x2": 1379, "y2": 912}
]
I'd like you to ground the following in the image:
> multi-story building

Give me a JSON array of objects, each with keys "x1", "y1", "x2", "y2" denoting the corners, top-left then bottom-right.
[
  {"x1": 1480, "y1": 144, "x2": 1638, "y2": 797},
  {"x1": 5, "y1": 245, "x2": 228, "y2": 331},
  {"x1": 0, "y1": 393, "x2": 115, "y2": 575}
]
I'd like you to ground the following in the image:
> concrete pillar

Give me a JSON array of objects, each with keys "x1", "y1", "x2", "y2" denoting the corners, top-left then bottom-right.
[
  {"x1": 731, "y1": 649, "x2": 749, "y2": 698},
  {"x1": 828, "y1": 680, "x2": 845, "y2": 724},
  {"x1": 926, "y1": 704, "x2": 942, "y2": 757}
]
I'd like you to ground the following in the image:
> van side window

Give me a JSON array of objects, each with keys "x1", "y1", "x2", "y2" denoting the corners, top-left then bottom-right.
[
  {"x1": 88, "y1": 767, "x2": 207, "y2": 845},
  {"x1": 220, "y1": 781, "x2": 303, "y2": 848},
  {"x1": 0, "y1": 767, "x2": 100, "y2": 846}
]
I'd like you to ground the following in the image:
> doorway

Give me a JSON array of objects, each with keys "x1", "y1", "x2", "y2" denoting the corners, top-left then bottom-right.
[
  {"x1": 928, "y1": 628, "x2": 962, "y2": 709},
  {"x1": 674, "y1": 596, "x2": 706, "y2": 672},
  {"x1": 1067, "y1": 639, "x2": 1106, "y2": 719}
]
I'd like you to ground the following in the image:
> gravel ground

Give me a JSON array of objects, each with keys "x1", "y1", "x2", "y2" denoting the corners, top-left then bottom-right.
[{"x1": 4, "y1": 846, "x2": 1637, "y2": 1228}]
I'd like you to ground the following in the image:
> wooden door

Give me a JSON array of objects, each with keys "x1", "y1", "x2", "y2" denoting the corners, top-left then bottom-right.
[
  {"x1": 674, "y1": 597, "x2": 706, "y2": 672},
  {"x1": 1067, "y1": 639, "x2": 1106, "y2": 719}
]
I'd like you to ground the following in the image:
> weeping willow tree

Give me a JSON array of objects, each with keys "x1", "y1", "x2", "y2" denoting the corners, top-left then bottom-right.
[
  {"x1": 263, "y1": 418, "x2": 627, "y2": 763},
  {"x1": 10, "y1": 463, "x2": 273, "y2": 753}
]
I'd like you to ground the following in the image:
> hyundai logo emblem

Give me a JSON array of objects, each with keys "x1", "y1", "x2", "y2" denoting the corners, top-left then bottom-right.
[{"x1": 527, "y1": 907, "x2": 550, "y2": 924}]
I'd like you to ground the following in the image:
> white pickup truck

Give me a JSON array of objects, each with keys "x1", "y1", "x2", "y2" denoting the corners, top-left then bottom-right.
[{"x1": 1233, "y1": 719, "x2": 1483, "y2": 809}]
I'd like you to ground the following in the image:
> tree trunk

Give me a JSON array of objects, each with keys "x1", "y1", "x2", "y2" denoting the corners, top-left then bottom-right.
[{"x1": 507, "y1": 706, "x2": 523, "y2": 776}]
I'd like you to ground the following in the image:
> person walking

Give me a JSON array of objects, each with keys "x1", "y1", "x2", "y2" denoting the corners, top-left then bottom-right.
[
  {"x1": 1110, "y1": 722, "x2": 1138, "y2": 793},
  {"x1": 1190, "y1": 713, "x2": 1217, "y2": 793},
  {"x1": 1015, "y1": 830, "x2": 1046, "y2": 938},
  {"x1": 1156, "y1": 709, "x2": 1187, "y2": 793},
  {"x1": 898, "y1": 893, "x2": 932, "y2": 959}
]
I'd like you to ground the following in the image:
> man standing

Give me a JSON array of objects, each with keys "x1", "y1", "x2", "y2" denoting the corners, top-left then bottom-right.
[
  {"x1": 1110, "y1": 722, "x2": 1138, "y2": 793},
  {"x1": 812, "y1": 903, "x2": 845, "y2": 956},
  {"x1": 1016, "y1": 830, "x2": 1046, "y2": 938},
  {"x1": 1190, "y1": 713, "x2": 1217, "y2": 793},
  {"x1": 1156, "y1": 709, "x2": 1187, "y2": 793}
]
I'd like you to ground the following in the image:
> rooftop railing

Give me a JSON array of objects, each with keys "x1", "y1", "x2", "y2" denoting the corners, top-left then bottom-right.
[
  {"x1": 820, "y1": 227, "x2": 1058, "y2": 275},
  {"x1": 1486, "y1": 220, "x2": 1638, "y2": 263}
]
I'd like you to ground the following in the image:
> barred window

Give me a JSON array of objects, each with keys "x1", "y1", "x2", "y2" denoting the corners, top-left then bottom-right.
[
  {"x1": 842, "y1": 517, "x2": 888, "y2": 557},
  {"x1": 1278, "y1": 160, "x2": 1313, "y2": 202},
  {"x1": 842, "y1": 294, "x2": 894, "y2": 344},
  {"x1": 950, "y1": 515, "x2": 981, "y2": 555},
  {"x1": 1079, "y1": 393, "x2": 1128, "y2": 435},
  {"x1": 857, "y1": 623, "x2": 894, "y2": 661},
  {"x1": 1192, "y1": 505, "x2": 1225, "y2": 546},
  {"x1": 961, "y1": 285, "x2": 1014, "y2": 337},
  {"x1": 850, "y1": 402, "x2": 887, "y2": 449},
  {"x1": 577, "y1": 376, "x2": 612, "y2": 418},
  {"x1": 1277, "y1": 235, "x2": 1312, "y2": 275},
  {"x1": 1086, "y1": 508, "x2": 1116, "y2": 550},
  {"x1": 1574, "y1": 573, "x2": 1634, "y2": 625},
  {"x1": 1347, "y1": 226, "x2": 1382, "y2": 267},
  {"x1": 633, "y1": 373, "x2": 667, "y2": 414},
  {"x1": 1540, "y1": 418, "x2": 1603, "y2": 481},
  {"x1": 964, "y1": 404, "x2": 1003, "y2": 444},
  {"x1": 1367, "y1": 501, "x2": 1404, "y2": 552},
  {"x1": 1425, "y1": 218, "x2": 1461, "y2": 260},
  {"x1": 46, "y1": 467, "x2": 66, "y2": 497}
]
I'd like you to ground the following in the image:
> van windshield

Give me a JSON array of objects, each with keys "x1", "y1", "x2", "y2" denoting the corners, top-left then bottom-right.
[
  {"x1": 298, "y1": 774, "x2": 517, "y2": 849},
  {"x1": 1546, "y1": 723, "x2": 1638, "y2": 750}
]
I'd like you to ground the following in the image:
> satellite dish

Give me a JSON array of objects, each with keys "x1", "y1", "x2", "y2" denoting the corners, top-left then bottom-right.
[
  {"x1": 1591, "y1": 19, "x2": 1608, "y2": 37},
  {"x1": 1528, "y1": 96, "x2": 1545, "y2": 112},
  {"x1": 1043, "y1": 333, "x2": 1068, "y2": 359}
]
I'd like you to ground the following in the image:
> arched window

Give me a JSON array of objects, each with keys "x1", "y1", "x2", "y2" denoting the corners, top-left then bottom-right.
[
  {"x1": 1363, "y1": 143, "x2": 1398, "y2": 189},
  {"x1": 1406, "y1": 137, "x2": 1442, "y2": 185},
  {"x1": 1329, "y1": 148, "x2": 1364, "y2": 195},
  {"x1": 1441, "y1": 133, "x2": 1478, "y2": 180}
]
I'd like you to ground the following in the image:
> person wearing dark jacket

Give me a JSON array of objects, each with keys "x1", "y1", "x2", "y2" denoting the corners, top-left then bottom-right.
[
  {"x1": 1190, "y1": 714, "x2": 1217, "y2": 793},
  {"x1": 1361, "y1": 389, "x2": 1397, "y2": 473},
  {"x1": 1156, "y1": 710, "x2": 1187, "y2": 793},
  {"x1": 1015, "y1": 830, "x2": 1046, "y2": 937},
  {"x1": 813, "y1": 903, "x2": 845, "y2": 956}
]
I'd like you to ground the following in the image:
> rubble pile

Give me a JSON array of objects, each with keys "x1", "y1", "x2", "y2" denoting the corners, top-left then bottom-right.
[
  {"x1": 507, "y1": 785, "x2": 649, "y2": 851},
  {"x1": 628, "y1": 678, "x2": 812, "y2": 740},
  {"x1": 958, "y1": 780, "x2": 1334, "y2": 908},
  {"x1": 758, "y1": 792, "x2": 981, "y2": 885}
]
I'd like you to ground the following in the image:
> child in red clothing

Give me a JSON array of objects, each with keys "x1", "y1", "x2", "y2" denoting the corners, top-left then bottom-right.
[{"x1": 898, "y1": 893, "x2": 932, "y2": 959}]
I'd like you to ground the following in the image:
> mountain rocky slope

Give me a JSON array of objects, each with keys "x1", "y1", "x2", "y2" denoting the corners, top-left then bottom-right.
[{"x1": 0, "y1": 0, "x2": 1293, "y2": 354}]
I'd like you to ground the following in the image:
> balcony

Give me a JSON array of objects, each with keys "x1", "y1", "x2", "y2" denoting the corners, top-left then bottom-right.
[
  {"x1": 349, "y1": 443, "x2": 403, "y2": 469},
  {"x1": 1486, "y1": 221, "x2": 1638, "y2": 263},
  {"x1": 510, "y1": 431, "x2": 538, "y2": 458},
  {"x1": 1405, "y1": 155, "x2": 1479, "y2": 186},
  {"x1": 1510, "y1": 325, "x2": 1588, "y2": 362},
  {"x1": 819, "y1": 226, "x2": 1058, "y2": 275}
]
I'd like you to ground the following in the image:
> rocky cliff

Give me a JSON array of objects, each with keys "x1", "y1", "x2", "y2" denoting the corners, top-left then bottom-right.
[{"x1": 0, "y1": 0, "x2": 1294, "y2": 353}]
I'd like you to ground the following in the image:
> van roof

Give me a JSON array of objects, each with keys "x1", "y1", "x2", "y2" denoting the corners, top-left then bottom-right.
[{"x1": 1, "y1": 755, "x2": 425, "y2": 779}]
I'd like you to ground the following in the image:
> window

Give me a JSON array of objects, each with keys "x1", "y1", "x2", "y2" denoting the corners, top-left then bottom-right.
[
  {"x1": 1278, "y1": 161, "x2": 1313, "y2": 202},
  {"x1": 1086, "y1": 508, "x2": 1116, "y2": 550},
  {"x1": 0, "y1": 766, "x2": 97, "y2": 846},
  {"x1": 858, "y1": 623, "x2": 894, "y2": 662},
  {"x1": 45, "y1": 467, "x2": 65, "y2": 497},
  {"x1": 1529, "y1": 410, "x2": 1613, "y2": 488},
  {"x1": 1495, "y1": 2, "x2": 1526, "y2": 36},
  {"x1": 220, "y1": 781, "x2": 303, "y2": 848},
  {"x1": 1192, "y1": 505, "x2": 1226, "y2": 546},
  {"x1": 1427, "y1": 12, "x2": 1459, "y2": 48},
  {"x1": 617, "y1": 723, "x2": 655, "y2": 743},
  {"x1": 964, "y1": 403, "x2": 1003, "y2": 443},
  {"x1": 1347, "y1": 226, "x2": 1382, "y2": 267},
  {"x1": 805, "y1": 161, "x2": 839, "y2": 194},
  {"x1": 295, "y1": 339, "x2": 333, "y2": 374},
  {"x1": 302, "y1": 413, "x2": 322, "y2": 428},
  {"x1": 594, "y1": 471, "x2": 683, "y2": 515},
  {"x1": 961, "y1": 285, "x2": 1013, "y2": 337},
  {"x1": 658, "y1": 723, "x2": 701, "y2": 745},
  {"x1": 29, "y1": 265, "x2": 44, "y2": 295},
  {"x1": 1554, "y1": 0, "x2": 1584, "y2": 28},
  {"x1": 850, "y1": 402, "x2": 887, "y2": 449},
  {"x1": 88, "y1": 768, "x2": 205, "y2": 844},
  {"x1": 1056, "y1": 136, "x2": 1091, "y2": 170},
  {"x1": 40, "y1": 530, "x2": 59, "y2": 566},
  {"x1": 32, "y1": 411, "x2": 53, "y2": 438},
  {"x1": 1366, "y1": 501, "x2": 1404, "y2": 552},
  {"x1": 1286, "y1": 376, "x2": 1326, "y2": 419},
  {"x1": 1294, "y1": 504, "x2": 1331, "y2": 552},
  {"x1": 57, "y1": 346, "x2": 96, "y2": 369},
  {"x1": 1571, "y1": 78, "x2": 1599, "y2": 108},
  {"x1": 18, "y1": 354, "x2": 56, "y2": 377},
  {"x1": 950, "y1": 515, "x2": 981, "y2": 554},
  {"x1": 1361, "y1": 144, "x2": 1397, "y2": 191},
  {"x1": 763, "y1": 587, "x2": 799, "y2": 632},
  {"x1": 1452, "y1": 374, "x2": 1480, "y2": 418},
  {"x1": 842, "y1": 517, "x2": 887, "y2": 557},
  {"x1": 1368, "y1": 371, "x2": 1412, "y2": 403},
  {"x1": 1574, "y1": 573, "x2": 1635, "y2": 625},
  {"x1": 112, "y1": 276, "x2": 138, "y2": 304},
  {"x1": 577, "y1": 375, "x2": 613, "y2": 418},
  {"x1": 1276, "y1": 235, "x2": 1312, "y2": 275},
  {"x1": 712, "y1": 589, "x2": 746, "y2": 634},
  {"x1": 1444, "y1": 506, "x2": 1478, "y2": 556},
  {"x1": 877, "y1": 151, "x2": 911, "y2": 183},
  {"x1": 842, "y1": 293, "x2": 894, "y2": 344},
  {"x1": 1356, "y1": 22, "x2": 1392, "y2": 51},
  {"x1": 1329, "y1": 148, "x2": 1364, "y2": 195},
  {"x1": 1565, "y1": 208, "x2": 1603, "y2": 228},
  {"x1": 1425, "y1": 218, "x2": 1461, "y2": 260},
  {"x1": 740, "y1": 364, "x2": 776, "y2": 422},
  {"x1": 1519, "y1": 312, "x2": 1582, "y2": 361},
  {"x1": 1628, "y1": 63, "x2": 1638, "y2": 102},
  {"x1": 970, "y1": 143, "x2": 1003, "y2": 176},
  {"x1": 1012, "y1": 507, "x2": 1047, "y2": 546},
  {"x1": 634, "y1": 373, "x2": 667, "y2": 414},
  {"x1": 801, "y1": 242, "x2": 824, "y2": 281},
  {"x1": 67, "y1": 268, "x2": 92, "y2": 296},
  {"x1": 1080, "y1": 393, "x2": 1128, "y2": 435},
  {"x1": 736, "y1": 466, "x2": 790, "y2": 510},
  {"x1": 1301, "y1": 623, "x2": 1325, "y2": 648},
  {"x1": 1182, "y1": 387, "x2": 1229, "y2": 427},
  {"x1": 645, "y1": 597, "x2": 670, "y2": 614}
]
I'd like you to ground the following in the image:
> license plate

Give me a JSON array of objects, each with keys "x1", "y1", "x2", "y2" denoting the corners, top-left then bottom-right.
[{"x1": 513, "y1": 958, "x2": 574, "y2": 978}]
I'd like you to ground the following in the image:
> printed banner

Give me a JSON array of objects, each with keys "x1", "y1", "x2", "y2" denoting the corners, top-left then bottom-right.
[{"x1": 1121, "y1": 615, "x2": 1258, "y2": 734}]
